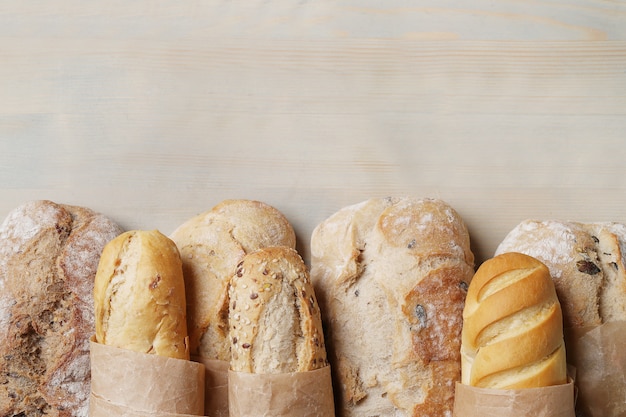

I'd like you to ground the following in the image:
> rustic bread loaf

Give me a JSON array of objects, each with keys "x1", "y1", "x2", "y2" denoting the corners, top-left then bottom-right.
[
  {"x1": 495, "y1": 220, "x2": 626, "y2": 328},
  {"x1": 310, "y1": 197, "x2": 475, "y2": 417},
  {"x1": 461, "y1": 252, "x2": 567, "y2": 389},
  {"x1": 170, "y1": 199, "x2": 296, "y2": 361},
  {"x1": 229, "y1": 246, "x2": 327, "y2": 373},
  {"x1": 0, "y1": 200, "x2": 123, "y2": 417},
  {"x1": 94, "y1": 229, "x2": 189, "y2": 359}
]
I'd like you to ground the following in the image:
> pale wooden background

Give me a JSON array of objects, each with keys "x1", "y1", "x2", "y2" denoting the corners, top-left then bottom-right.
[{"x1": 1, "y1": 1, "x2": 625, "y2": 264}]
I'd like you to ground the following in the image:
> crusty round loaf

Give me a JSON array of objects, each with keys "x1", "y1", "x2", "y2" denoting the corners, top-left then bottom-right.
[
  {"x1": 0, "y1": 200, "x2": 123, "y2": 417},
  {"x1": 310, "y1": 197, "x2": 475, "y2": 417},
  {"x1": 229, "y1": 246, "x2": 327, "y2": 374},
  {"x1": 94, "y1": 230, "x2": 189, "y2": 360},
  {"x1": 461, "y1": 252, "x2": 567, "y2": 389},
  {"x1": 495, "y1": 219, "x2": 626, "y2": 328},
  {"x1": 170, "y1": 199, "x2": 296, "y2": 361}
]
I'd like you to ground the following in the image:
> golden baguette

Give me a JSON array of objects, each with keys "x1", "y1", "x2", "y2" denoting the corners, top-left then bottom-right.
[
  {"x1": 94, "y1": 230, "x2": 189, "y2": 360},
  {"x1": 461, "y1": 252, "x2": 567, "y2": 389}
]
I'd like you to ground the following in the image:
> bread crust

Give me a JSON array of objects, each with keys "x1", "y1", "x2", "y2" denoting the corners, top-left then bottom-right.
[
  {"x1": 310, "y1": 197, "x2": 474, "y2": 417},
  {"x1": 461, "y1": 252, "x2": 567, "y2": 389},
  {"x1": 496, "y1": 219, "x2": 626, "y2": 327},
  {"x1": 229, "y1": 246, "x2": 327, "y2": 374},
  {"x1": 170, "y1": 199, "x2": 296, "y2": 361},
  {"x1": 94, "y1": 230, "x2": 189, "y2": 360},
  {"x1": 0, "y1": 200, "x2": 122, "y2": 417}
]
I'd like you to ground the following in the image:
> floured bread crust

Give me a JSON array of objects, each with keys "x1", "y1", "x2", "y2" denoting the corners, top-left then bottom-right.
[
  {"x1": 496, "y1": 219, "x2": 626, "y2": 328},
  {"x1": 310, "y1": 197, "x2": 474, "y2": 417},
  {"x1": 170, "y1": 199, "x2": 296, "y2": 361},
  {"x1": 0, "y1": 200, "x2": 123, "y2": 417}
]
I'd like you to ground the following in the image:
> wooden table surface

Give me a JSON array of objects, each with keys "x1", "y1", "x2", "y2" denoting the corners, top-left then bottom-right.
[{"x1": 1, "y1": 1, "x2": 625, "y2": 264}]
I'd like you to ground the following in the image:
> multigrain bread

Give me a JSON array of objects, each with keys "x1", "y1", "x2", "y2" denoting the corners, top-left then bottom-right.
[
  {"x1": 170, "y1": 199, "x2": 296, "y2": 361},
  {"x1": 310, "y1": 197, "x2": 475, "y2": 417},
  {"x1": 94, "y1": 230, "x2": 189, "y2": 360},
  {"x1": 0, "y1": 200, "x2": 123, "y2": 417},
  {"x1": 495, "y1": 220, "x2": 626, "y2": 328},
  {"x1": 228, "y1": 246, "x2": 327, "y2": 374},
  {"x1": 461, "y1": 252, "x2": 567, "y2": 389}
]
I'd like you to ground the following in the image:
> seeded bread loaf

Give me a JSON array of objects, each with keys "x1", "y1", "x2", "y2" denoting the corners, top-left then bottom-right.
[
  {"x1": 94, "y1": 230, "x2": 189, "y2": 359},
  {"x1": 0, "y1": 200, "x2": 123, "y2": 417},
  {"x1": 461, "y1": 252, "x2": 567, "y2": 389},
  {"x1": 229, "y1": 246, "x2": 327, "y2": 373},
  {"x1": 310, "y1": 197, "x2": 475, "y2": 417},
  {"x1": 495, "y1": 220, "x2": 626, "y2": 328},
  {"x1": 170, "y1": 199, "x2": 296, "y2": 361}
]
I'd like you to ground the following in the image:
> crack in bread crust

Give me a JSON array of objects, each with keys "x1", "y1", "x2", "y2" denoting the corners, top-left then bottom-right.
[{"x1": 0, "y1": 200, "x2": 122, "y2": 417}]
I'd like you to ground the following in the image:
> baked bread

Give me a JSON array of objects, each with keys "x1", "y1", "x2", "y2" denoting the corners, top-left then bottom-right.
[
  {"x1": 228, "y1": 246, "x2": 327, "y2": 373},
  {"x1": 461, "y1": 252, "x2": 567, "y2": 389},
  {"x1": 495, "y1": 220, "x2": 626, "y2": 328},
  {"x1": 310, "y1": 197, "x2": 475, "y2": 417},
  {"x1": 0, "y1": 200, "x2": 123, "y2": 417},
  {"x1": 94, "y1": 230, "x2": 189, "y2": 360},
  {"x1": 170, "y1": 199, "x2": 296, "y2": 361}
]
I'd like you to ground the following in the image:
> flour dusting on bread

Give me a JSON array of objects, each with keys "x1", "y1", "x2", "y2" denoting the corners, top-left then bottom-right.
[{"x1": 311, "y1": 197, "x2": 474, "y2": 417}]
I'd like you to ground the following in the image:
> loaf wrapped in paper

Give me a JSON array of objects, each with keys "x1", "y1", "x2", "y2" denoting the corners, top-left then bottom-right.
[
  {"x1": 456, "y1": 252, "x2": 574, "y2": 417},
  {"x1": 566, "y1": 322, "x2": 626, "y2": 417},
  {"x1": 228, "y1": 246, "x2": 335, "y2": 417},
  {"x1": 169, "y1": 199, "x2": 298, "y2": 416},
  {"x1": 453, "y1": 380, "x2": 575, "y2": 417},
  {"x1": 495, "y1": 220, "x2": 626, "y2": 416},
  {"x1": 229, "y1": 367, "x2": 335, "y2": 417},
  {"x1": 90, "y1": 340, "x2": 205, "y2": 417},
  {"x1": 91, "y1": 230, "x2": 204, "y2": 416}
]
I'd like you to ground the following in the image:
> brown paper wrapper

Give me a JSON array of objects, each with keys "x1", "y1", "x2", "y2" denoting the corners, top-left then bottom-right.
[
  {"x1": 228, "y1": 366, "x2": 335, "y2": 417},
  {"x1": 565, "y1": 321, "x2": 626, "y2": 417},
  {"x1": 89, "y1": 338, "x2": 205, "y2": 417},
  {"x1": 453, "y1": 381, "x2": 576, "y2": 417},
  {"x1": 191, "y1": 356, "x2": 229, "y2": 417}
]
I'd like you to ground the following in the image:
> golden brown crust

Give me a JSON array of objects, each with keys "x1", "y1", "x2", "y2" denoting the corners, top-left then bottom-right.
[
  {"x1": 229, "y1": 246, "x2": 327, "y2": 374},
  {"x1": 404, "y1": 264, "x2": 474, "y2": 365},
  {"x1": 0, "y1": 200, "x2": 123, "y2": 417},
  {"x1": 94, "y1": 230, "x2": 189, "y2": 360},
  {"x1": 170, "y1": 199, "x2": 296, "y2": 361},
  {"x1": 461, "y1": 252, "x2": 567, "y2": 389}
]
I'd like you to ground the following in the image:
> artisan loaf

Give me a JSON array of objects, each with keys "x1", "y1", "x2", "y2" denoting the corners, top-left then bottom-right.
[
  {"x1": 229, "y1": 246, "x2": 327, "y2": 373},
  {"x1": 461, "y1": 252, "x2": 567, "y2": 389},
  {"x1": 495, "y1": 220, "x2": 626, "y2": 328},
  {"x1": 310, "y1": 197, "x2": 475, "y2": 417},
  {"x1": 170, "y1": 199, "x2": 296, "y2": 361},
  {"x1": 94, "y1": 230, "x2": 189, "y2": 359},
  {"x1": 0, "y1": 200, "x2": 123, "y2": 417}
]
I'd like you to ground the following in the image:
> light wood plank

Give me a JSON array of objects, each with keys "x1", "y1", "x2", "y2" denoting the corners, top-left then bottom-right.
[{"x1": 1, "y1": 2, "x2": 625, "y2": 264}]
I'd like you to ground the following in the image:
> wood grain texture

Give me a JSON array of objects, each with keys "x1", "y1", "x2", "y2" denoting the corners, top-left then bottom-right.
[{"x1": 1, "y1": 1, "x2": 625, "y2": 264}]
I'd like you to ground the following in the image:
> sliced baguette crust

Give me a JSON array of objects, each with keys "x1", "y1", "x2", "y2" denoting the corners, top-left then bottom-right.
[
  {"x1": 0, "y1": 200, "x2": 123, "y2": 417},
  {"x1": 496, "y1": 219, "x2": 626, "y2": 327},
  {"x1": 94, "y1": 230, "x2": 189, "y2": 360},
  {"x1": 228, "y1": 246, "x2": 327, "y2": 374},
  {"x1": 310, "y1": 197, "x2": 474, "y2": 417},
  {"x1": 461, "y1": 252, "x2": 567, "y2": 389},
  {"x1": 170, "y1": 199, "x2": 296, "y2": 361}
]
